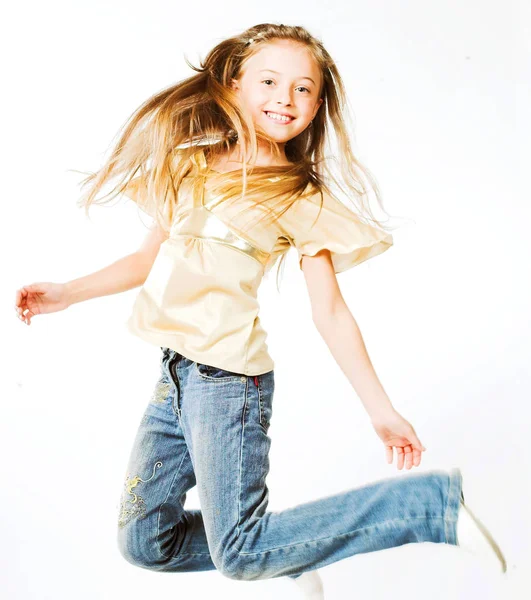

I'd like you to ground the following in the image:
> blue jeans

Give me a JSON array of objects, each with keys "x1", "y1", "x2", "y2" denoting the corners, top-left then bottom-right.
[{"x1": 117, "y1": 347, "x2": 463, "y2": 580}]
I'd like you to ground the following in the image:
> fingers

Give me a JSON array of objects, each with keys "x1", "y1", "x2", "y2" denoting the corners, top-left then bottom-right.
[
  {"x1": 403, "y1": 447, "x2": 422, "y2": 470},
  {"x1": 15, "y1": 306, "x2": 33, "y2": 325},
  {"x1": 397, "y1": 447, "x2": 405, "y2": 470},
  {"x1": 15, "y1": 300, "x2": 26, "y2": 320},
  {"x1": 401, "y1": 428, "x2": 427, "y2": 470},
  {"x1": 401, "y1": 446, "x2": 418, "y2": 470},
  {"x1": 15, "y1": 288, "x2": 26, "y2": 310},
  {"x1": 15, "y1": 285, "x2": 38, "y2": 325},
  {"x1": 387, "y1": 444, "x2": 427, "y2": 470},
  {"x1": 14, "y1": 287, "x2": 33, "y2": 325},
  {"x1": 410, "y1": 431, "x2": 427, "y2": 453}
]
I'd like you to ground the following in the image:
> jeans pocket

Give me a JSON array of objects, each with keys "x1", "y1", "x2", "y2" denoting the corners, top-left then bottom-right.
[
  {"x1": 256, "y1": 374, "x2": 273, "y2": 433},
  {"x1": 194, "y1": 361, "x2": 246, "y2": 383}
]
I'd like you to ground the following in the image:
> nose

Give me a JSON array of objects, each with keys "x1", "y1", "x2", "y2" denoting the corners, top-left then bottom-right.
[{"x1": 275, "y1": 87, "x2": 293, "y2": 106}]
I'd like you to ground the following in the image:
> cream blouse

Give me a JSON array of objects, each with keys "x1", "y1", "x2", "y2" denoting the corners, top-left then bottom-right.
[{"x1": 124, "y1": 149, "x2": 393, "y2": 376}]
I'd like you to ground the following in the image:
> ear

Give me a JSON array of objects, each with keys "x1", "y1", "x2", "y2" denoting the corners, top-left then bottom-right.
[
  {"x1": 313, "y1": 98, "x2": 324, "y2": 119},
  {"x1": 230, "y1": 78, "x2": 240, "y2": 91}
]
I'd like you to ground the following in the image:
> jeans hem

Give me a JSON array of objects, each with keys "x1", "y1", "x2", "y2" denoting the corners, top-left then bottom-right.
[{"x1": 444, "y1": 467, "x2": 463, "y2": 546}]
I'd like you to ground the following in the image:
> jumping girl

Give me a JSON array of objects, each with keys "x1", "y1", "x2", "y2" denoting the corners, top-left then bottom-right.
[{"x1": 14, "y1": 23, "x2": 507, "y2": 598}]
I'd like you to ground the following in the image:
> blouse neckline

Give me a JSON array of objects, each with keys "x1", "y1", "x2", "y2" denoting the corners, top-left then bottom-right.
[{"x1": 191, "y1": 148, "x2": 294, "y2": 178}]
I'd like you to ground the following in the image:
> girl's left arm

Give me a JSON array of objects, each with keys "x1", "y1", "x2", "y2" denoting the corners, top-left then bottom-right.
[{"x1": 300, "y1": 249, "x2": 395, "y2": 423}]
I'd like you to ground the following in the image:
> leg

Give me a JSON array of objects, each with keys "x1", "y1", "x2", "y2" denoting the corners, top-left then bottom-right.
[
  {"x1": 177, "y1": 361, "x2": 463, "y2": 581},
  {"x1": 116, "y1": 348, "x2": 216, "y2": 572}
]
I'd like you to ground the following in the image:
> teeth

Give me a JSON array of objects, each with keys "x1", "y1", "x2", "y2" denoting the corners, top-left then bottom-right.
[{"x1": 266, "y1": 111, "x2": 292, "y2": 122}]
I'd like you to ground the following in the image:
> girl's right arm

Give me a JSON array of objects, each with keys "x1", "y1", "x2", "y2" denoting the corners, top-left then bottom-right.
[{"x1": 14, "y1": 223, "x2": 168, "y2": 325}]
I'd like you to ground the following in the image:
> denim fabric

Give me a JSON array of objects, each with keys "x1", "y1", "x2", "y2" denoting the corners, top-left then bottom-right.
[{"x1": 117, "y1": 347, "x2": 463, "y2": 580}]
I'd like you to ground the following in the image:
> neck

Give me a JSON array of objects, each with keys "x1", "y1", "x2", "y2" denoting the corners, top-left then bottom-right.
[{"x1": 229, "y1": 140, "x2": 289, "y2": 167}]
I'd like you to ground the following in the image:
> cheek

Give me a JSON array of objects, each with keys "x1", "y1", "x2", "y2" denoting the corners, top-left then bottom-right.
[
  {"x1": 298, "y1": 100, "x2": 315, "y2": 118},
  {"x1": 243, "y1": 87, "x2": 268, "y2": 108},
  {"x1": 249, "y1": 102, "x2": 269, "y2": 122}
]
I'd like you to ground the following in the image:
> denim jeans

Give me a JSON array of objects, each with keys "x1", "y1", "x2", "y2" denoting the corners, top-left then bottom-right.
[{"x1": 117, "y1": 347, "x2": 463, "y2": 580}]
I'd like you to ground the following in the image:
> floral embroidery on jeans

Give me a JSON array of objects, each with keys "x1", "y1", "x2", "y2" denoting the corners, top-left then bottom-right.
[{"x1": 118, "y1": 461, "x2": 163, "y2": 528}]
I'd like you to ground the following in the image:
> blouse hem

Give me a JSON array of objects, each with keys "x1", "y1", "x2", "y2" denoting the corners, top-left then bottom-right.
[{"x1": 126, "y1": 321, "x2": 275, "y2": 377}]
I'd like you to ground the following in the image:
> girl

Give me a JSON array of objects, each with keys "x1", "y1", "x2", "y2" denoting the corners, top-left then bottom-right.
[{"x1": 14, "y1": 23, "x2": 507, "y2": 598}]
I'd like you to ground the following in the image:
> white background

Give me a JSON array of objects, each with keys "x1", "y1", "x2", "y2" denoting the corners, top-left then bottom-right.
[{"x1": 3, "y1": 1, "x2": 530, "y2": 599}]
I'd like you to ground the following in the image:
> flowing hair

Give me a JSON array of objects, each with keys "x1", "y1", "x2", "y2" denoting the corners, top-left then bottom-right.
[{"x1": 74, "y1": 22, "x2": 397, "y2": 290}]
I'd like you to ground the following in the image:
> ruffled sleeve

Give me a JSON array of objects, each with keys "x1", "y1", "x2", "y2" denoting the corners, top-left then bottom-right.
[{"x1": 279, "y1": 189, "x2": 393, "y2": 273}]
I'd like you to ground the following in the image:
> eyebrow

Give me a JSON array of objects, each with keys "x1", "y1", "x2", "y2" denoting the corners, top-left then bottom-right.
[{"x1": 259, "y1": 69, "x2": 316, "y2": 85}]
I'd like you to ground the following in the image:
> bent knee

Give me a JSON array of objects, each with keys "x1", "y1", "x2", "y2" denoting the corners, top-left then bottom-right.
[
  {"x1": 217, "y1": 553, "x2": 264, "y2": 581},
  {"x1": 117, "y1": 529, "x2": 164, "y2": 570}
]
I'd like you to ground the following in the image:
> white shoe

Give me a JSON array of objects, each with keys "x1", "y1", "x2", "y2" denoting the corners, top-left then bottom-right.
[
  {"x1": 291, "y1": 569, "x2": 325, "y2": 599},
  {"x1": 457, "y1": 497, "x2": 507, "y2": 575}
]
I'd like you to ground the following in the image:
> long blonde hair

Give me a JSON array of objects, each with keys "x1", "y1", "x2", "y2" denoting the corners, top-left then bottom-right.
[{"x1": 75, "y1": 23, "x2": 396, "y2": 289}]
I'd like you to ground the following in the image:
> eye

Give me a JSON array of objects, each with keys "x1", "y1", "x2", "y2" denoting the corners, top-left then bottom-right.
[{"x1": 262, "y1": 80, "x2": 310, "y2": 93}]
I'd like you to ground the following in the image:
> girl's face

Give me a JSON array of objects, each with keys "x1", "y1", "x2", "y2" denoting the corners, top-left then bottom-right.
[{"x1": 231, "y1": 40, "x2": 323, "y2": 144}]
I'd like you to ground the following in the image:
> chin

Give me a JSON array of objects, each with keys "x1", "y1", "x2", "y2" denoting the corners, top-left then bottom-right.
[{"x1": 254, "y1": 126, "x2": 289, "y2": 142}]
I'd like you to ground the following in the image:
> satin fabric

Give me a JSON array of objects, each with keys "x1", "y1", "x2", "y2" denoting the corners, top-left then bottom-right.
[{"x1": 125, "y1": 148, "x2": 394, "y2": 375}]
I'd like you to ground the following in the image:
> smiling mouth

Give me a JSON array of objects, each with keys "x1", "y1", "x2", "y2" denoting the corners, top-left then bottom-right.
[{"x1": 263, "y1": 111, "x2": 295, "y2": 123}]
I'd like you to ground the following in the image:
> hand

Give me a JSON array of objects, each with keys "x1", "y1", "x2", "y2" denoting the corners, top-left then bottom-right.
[
  {"x1": 370, "y1": 409, "x2": 427, "y2": 470},
  {"x1": 14, "y1": 282, "x2": 71, "y2": 325}
]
